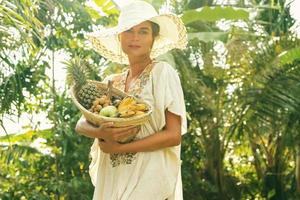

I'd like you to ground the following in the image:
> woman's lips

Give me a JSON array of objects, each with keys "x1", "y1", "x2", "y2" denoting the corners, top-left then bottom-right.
[{"x1": 128, "y1": 45, "x2": 141, "y2": 49}]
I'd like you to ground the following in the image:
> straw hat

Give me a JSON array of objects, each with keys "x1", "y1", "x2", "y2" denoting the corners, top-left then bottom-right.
[{"x1": 87, "y1": 0, "x2": 187, "y2": 64}]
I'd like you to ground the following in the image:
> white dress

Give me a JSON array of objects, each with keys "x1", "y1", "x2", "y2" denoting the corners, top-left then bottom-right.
[{"x1": 89, "y1": 61, "x2": 187, "y2": 200}]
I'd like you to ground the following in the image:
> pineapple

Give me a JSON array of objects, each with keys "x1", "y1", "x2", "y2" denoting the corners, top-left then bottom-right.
[{"x1": 65, "y1": 56, "x2": 103, "y2": 109}]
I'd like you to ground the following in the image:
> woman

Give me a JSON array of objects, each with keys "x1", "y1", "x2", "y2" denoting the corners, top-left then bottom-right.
[{"x1": 75, "y1": 1, "x2": 187, "y2": 199}]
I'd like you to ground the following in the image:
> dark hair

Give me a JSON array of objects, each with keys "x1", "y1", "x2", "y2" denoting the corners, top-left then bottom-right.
[{"x1": 150, "y1": 21, "x2": 160, "y2": 38}]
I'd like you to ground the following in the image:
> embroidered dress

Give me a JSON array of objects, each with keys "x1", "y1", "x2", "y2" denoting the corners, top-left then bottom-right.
[{"x1": 89, "y1": 61, "x2": 187, "y2": 200}]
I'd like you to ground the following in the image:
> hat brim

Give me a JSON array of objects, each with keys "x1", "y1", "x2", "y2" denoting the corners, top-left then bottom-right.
[{"x1": 87, "y1": 13, "x2": 187, "y2": 64}]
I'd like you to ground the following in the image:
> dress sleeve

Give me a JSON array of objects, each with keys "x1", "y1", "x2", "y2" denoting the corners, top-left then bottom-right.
[{"x1": 152, "y1": 62, "x2": 187, "y2": 135}]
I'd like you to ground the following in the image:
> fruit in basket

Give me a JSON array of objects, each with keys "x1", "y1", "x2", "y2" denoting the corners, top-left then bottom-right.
[
  {"x1": 119, "y1": 109, "x2": 136, "y2": 118},
  {"x1": 118, "y1": 96, "x2": 137, "y2": 113},
  {"x1": 117, "y1": 96, "x2": 149, "y2": 118},
  {"x1": 112, "y1": 97, "x2": 121, "y2": 107},
  {"x1": 131, "y1": 103, "x2": 148, "y2": 111},
  {"x1": 89, "y1": 95, "x2": 149, "y2": 118},
  {"x1": 99, "y1": 106, "x2": 118, "y2": 117},
  {"x1": 135, "y1": 110, "x2": 146, "y2": 116},
  {"x1": 66, "y1": 57, "x2": 103, "y2": 109},
  {"x1": 90, "y1": 95, "x2": 111, "y2": 112}
]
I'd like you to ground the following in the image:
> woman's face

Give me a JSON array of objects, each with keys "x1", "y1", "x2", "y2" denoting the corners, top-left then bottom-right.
[{"x1": 119, "y1": 21, "x2": 154, "y2": 58}]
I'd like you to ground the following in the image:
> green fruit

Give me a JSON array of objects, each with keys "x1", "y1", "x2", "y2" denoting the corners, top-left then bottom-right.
[{"x1": 99, "y1": 106, "x2": 118, "y2": 117}]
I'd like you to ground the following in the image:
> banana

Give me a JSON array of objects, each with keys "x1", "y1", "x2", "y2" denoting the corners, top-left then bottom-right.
[
  {"x1": 117, "y1": 96, "x2": 148, "y2": 118},
  {"x1": 119, "y1": 109, "x2": 136, "y2": 118},
  {"x1": 118, "y1": 96, "x2": 136, "y2": 112},
  {"x1": 132, "y1": 103, "x2": 148, "y2": 111},
  {"x1": 134, "y1": 110, "x2": 145, "y2": 116}
]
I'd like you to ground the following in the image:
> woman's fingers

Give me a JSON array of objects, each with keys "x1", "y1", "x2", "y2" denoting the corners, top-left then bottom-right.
[
  {"x1": 96, "y1": 121, "x2": 140, "y2": 141},
  {"x1": 112, "y1": 125, "x2": 137, "y2": 133},
  {"x1": 100, "y1": 122, "x2": 135, "y2": 131},
  {"x1": 100, "y1": 121, "x2": 114, "y2": 128},
  {"x1": 116, "y1": 127, "x2": 140, "y2": 141},
  {"x1": 102, "y1": 125, "x2": 136, "y2": 133}
]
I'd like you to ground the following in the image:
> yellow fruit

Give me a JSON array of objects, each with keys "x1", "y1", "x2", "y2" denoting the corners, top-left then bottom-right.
[
  {"x1": 93, "y1": 99, "x2": 100, "y2": 106},
  {"x1": 118, "y1": 96, "x2": 136, "y2": 112},
  {"x1": 104, "y1": 99, "x2": 111, "y2": 105},
  {"x1": 119, "y1": 110, "x2": 136, "y2": 118},
  {"x1": 117, "y1": 96, "x2": 148, "y2": 118},
  {"x1": 95, "y1": 104, "x2": 102, "y2": 112},
  {"x1": 103, "y1": 103, "x2": 110, "y2": 107},
  {"x1": 99, "y1": 97, "x2": 106, "y2": 105},
  {"x1": 132, "y1": 103, "x2": 148, "y2": 111},
  {"x1": 134, "y1": 111, "x2": 145, "y2": 116}
]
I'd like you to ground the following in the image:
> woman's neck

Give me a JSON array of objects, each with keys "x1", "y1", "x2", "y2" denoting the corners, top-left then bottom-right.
[{"x1": 128, "y1": 55, "x2": 152, "y2": 78}]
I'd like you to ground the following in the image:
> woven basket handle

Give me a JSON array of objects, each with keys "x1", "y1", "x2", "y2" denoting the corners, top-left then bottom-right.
[{"x1": 107, "y1": 80, "x2": 113, "y2": 100}]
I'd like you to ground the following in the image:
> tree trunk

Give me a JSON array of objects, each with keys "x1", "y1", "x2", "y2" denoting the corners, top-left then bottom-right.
[
  {"x1": 262, "y1": 136, "x2": 286, "y2": 200},
  {"x1": 248, "y1": 132, "x2": 263, "y2": 180},
  {"x1": 204, "y1": 129, "x2": 227, "y2": 199},
  {"x1": 273, "y1": 136, "x2": 285, "y2": 200}
]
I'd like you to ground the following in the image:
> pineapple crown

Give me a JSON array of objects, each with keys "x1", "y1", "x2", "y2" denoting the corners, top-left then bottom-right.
[{"x1": 65, "y1": 56, "x2": 90, "y2": 91}]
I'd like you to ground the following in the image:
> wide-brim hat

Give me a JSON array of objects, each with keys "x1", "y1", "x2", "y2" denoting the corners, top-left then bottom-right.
[{"x1": 87, "y1": 0, "x2": 188, "y2": 64}]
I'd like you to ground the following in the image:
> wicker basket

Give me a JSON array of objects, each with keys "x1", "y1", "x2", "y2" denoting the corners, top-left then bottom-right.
[{"x1": 70, "y1": 80, "x2": 152, "y2": 128}]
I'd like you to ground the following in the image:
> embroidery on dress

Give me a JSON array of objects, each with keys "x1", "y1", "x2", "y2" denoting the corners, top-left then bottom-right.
[
  {"x1": 109, "y1": 152, "x2": 137, "y2": 167},
  {"x1": 128, "y1": 62, "x2": 154, "y2": 98},
  {"x1": 108, "y1": 62, "x2": 156, "y2": 167}
]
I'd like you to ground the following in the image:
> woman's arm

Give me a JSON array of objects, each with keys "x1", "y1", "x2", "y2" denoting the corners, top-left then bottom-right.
[
  {"x1": 99, "y1": 110, "x2": 182, "y2": 153},
  {"x1": 75, "y1": 116, "x2": 103, "y2": 138},
  {"x1": 75, "y1": 116, "x2": 138, "y2": 141}
]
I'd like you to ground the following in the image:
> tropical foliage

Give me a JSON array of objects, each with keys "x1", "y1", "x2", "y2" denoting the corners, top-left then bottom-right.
[{"x1": 1, "y1": 0, "x2": 300, "y2": 199}]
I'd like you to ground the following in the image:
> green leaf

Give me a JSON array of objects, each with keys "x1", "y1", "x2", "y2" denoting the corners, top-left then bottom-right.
[
  {"x1": 84, "y1": 6, "x2": 102, "y2": 20},
  {"x1": 267, "y1": 189, "x2": 276, "y2": 199},
  {"x1": 278, "y1": 47, "x2": 300, "y2": 66},
  {"x1": 255, "y1": 5, "x2": 281, "y2": 10},
  {"x1": 188, "y1": 32, "x2": 229, "y2": 42},
  {"x1": 93, "y1": 0, "x2": 119, "y2": 15},
  {"x1": 0, "y1": 130, "x2": 52, "y2": 143},
  {"x1": 182, "y1": 6, "x2": 249, "y2": 25}
]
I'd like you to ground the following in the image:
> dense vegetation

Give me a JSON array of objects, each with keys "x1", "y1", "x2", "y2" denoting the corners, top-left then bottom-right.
[{"x1": 1, "y1": 0, "x2": 300, "y2": 199}]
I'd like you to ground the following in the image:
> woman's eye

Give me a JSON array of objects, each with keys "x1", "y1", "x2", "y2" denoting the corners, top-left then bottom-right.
[{"x1": 139, "y1": 30, "x2": 148, "y2": 34}]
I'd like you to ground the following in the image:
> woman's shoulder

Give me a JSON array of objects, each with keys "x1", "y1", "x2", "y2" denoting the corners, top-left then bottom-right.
[
  {"x1": 152, "y1": 60, "x2": 179, "y2": 78},
  {"x1": 152, "y1": 60, "x2": 175, "y2": 72}
]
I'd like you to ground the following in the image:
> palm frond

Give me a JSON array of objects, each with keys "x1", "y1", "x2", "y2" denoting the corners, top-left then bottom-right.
[
  {"x1": 0, "y1": 144, "x2": 41, "y2": 165},
  {"x1": 278, "y1": 47, "x2": 300, "y2": 66}
]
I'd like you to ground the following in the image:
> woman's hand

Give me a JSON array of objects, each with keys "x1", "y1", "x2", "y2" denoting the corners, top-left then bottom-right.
[
  {"x1": 104, "y1": 110, "x2": 182, "y2": 154},
  {"x1": 97, "y1": 123, "x2": 140, "y2": 153},
  {"x1": 75, "y1": 116, "x2": 139, "y2": 142},
  {"x1": 97, "y1": 122, "x2": 139, "y2": 142},
  {"x1": 98, "y1": 139, "x2": 123, "y2": 154}
]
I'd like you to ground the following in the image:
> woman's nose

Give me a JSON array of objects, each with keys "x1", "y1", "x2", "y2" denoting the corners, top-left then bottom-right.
[{"x1": 132, "y1": 32, "x2": 139, "y2": 41}]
